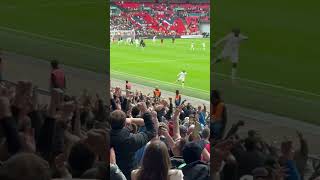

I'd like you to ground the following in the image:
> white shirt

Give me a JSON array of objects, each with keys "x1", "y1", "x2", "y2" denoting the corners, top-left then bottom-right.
[
  {"x1": 131, "y1": 169, "x2": 183, "y2": 180},
  {"x1": 218, "y1": 33, "x2": 248, "y2": 54},
  {"x1": 178, "y1": 72, "x2": 187, "y2": 79}
]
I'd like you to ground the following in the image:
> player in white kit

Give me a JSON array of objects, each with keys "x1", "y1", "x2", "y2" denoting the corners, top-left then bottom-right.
[
  {"x1": 126, "y1": 37, "x2": 132, "y2": 45},
  {"x1": 176, "y1": 70, "x2": 187, "y2": 87},
  {"x1": 202, "y1": 42, "x2": 206, "y2": 51},
  {"x1": 191, "y1": 42, "x2": 195, "y2": 51},
  {"x1": 213, "y1": 28, "x2": 248, "y2": 81}
]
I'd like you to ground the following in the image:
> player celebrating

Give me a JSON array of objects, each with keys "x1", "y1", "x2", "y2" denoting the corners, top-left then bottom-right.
[
  {"x1": 213, "y1": 28, "x2": 248, "y2": 81},
  {"x1": 191, "y1": 41, "x2": 195, "y2": 51},
  {"x1": 176, "y1": 70, "x2": 187, "y2": 88}
]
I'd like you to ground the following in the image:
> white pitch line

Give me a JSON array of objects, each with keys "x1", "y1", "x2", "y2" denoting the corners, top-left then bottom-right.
[
  {"x1": 112, "y1": 59, "x2": 178, "y2": 65},
  {"x1": 0, "y1": 26, "x2": 105, "y2": 52},
  {"x1": 214, "y1": 72, "x2": 320, "y2": 97},
  {"x1": 111, "y1": 70, "x2": 210, "y2": 94}
]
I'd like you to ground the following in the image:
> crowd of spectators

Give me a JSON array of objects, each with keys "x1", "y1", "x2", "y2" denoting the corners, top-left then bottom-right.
[
  {"x1": 110, "y1": 84, "x2": 211, "y2": 180},
  {"x1": 111, "y1": 14, "x2": 134, "y2": 31},
  {"x1": 211, "y1": 90, "x2": 320, "y2": 180},
  {"x1": 0, "y1": 60, "x2": 109, "y2": 180},
  {"x1": 110, "y1": 1, "x2": 210, "y2": 37}
]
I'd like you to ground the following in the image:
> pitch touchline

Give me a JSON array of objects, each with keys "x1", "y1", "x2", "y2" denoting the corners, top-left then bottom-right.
[
  {"x1": 0, "y1": 26, "x2": 105, "y2": 51},
  {"x1": 214, "y1": 72, "x2": 320, "y2": 97},
  {"x1": 111, "y1": 70, "x2": 210, "y2": 94}
]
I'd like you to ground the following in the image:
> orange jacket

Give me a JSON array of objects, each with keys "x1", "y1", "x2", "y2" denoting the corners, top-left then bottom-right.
[
  {"x1": 154, "y1": 89, "x2": 161, "y2": 97},
  {"x1": 211, "y1": 102, "x2": 224, "y2": 122}
]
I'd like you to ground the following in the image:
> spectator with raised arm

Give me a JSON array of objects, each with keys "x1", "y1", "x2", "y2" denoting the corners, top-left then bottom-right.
[{"x1": 110, "y1": 103, "x2": 156, "y2": 180}]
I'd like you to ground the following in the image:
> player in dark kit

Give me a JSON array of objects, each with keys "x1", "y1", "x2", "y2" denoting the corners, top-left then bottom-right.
[
  {"x1": 161, "y1": 38, "x2": 164, "y2": 44},
  {"x1": 172, "y1": 35, "x2": 175, "y2": 44},
  {"x1": 140, "y1": 39, "x2": 146, "y2": 47}
]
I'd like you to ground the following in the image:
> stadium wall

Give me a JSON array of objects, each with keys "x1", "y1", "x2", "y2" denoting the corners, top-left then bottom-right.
[{"x1": 200, "y1": 23, "x2": 210, "y2": 33}]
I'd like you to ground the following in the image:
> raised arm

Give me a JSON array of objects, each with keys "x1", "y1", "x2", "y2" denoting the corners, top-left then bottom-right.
[
  {"x1": 240, "y1": 34, "x2": 249, "y2": 40},
  {"x1": 126, "y1": 117, "x2": 145, "y2": 126},
  {"x1": 129, "y1": 103, "x2": 156, "y2": 151},
  {"x1": 172, "y1": 104, "x2": 183, "y2": 140}
]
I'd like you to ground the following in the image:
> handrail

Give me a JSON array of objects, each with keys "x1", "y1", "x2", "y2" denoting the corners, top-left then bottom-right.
[{"x1": 2, "y1": 79, "x2": 51, "y2": 96}]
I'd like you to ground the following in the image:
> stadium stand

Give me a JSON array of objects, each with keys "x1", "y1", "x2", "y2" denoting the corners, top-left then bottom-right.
[
  {"x1": 1, "y1": 57, "x2": 320, "y2": 180},
  {"x1": 2, "y1": 78, "x2": 320, "y2": 180},
  {"x1": 110, "y1": 0, "x2": 210, "y2": 37}
]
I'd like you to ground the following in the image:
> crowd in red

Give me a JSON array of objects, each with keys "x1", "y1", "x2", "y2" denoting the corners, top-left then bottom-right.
[{"x1": 111, "y1": 1, "x2": 210, "y2": 36}]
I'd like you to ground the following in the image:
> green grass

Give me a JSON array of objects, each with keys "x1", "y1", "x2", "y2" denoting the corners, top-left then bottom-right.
[
  {"x1": 0, "y1": 0, "x2": 108, "y2": 73},
  {"x1": 111, "y1": 39, "x2": 210, "y2": 100},
  {"x1": 212, "y1": 0, "x2": 320, "y2": 124}
]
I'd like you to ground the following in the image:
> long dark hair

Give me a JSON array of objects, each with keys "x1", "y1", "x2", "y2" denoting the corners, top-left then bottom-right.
[{"x1": 137, "y1": 140, "x2": 171, "y2": 180}]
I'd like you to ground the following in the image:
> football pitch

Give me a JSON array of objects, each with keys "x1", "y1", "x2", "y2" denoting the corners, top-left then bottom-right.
[
  {"x1": 0, "y1": 0, "x2": 107, "y2": 73},
  {"x1": 111, "y1": 39, "x2": 210, "y2": 100},
  {"x1": 212, "y1": 0, "x2": 320, "y2": 124}
]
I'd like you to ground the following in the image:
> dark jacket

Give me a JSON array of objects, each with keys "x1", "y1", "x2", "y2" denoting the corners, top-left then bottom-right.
[
  {"x1": 110, "y1": 112, "x2": 156, "y2": 180},
  {"x1": 182, "y1": 161, "x2": 210, "y2": 180}
]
